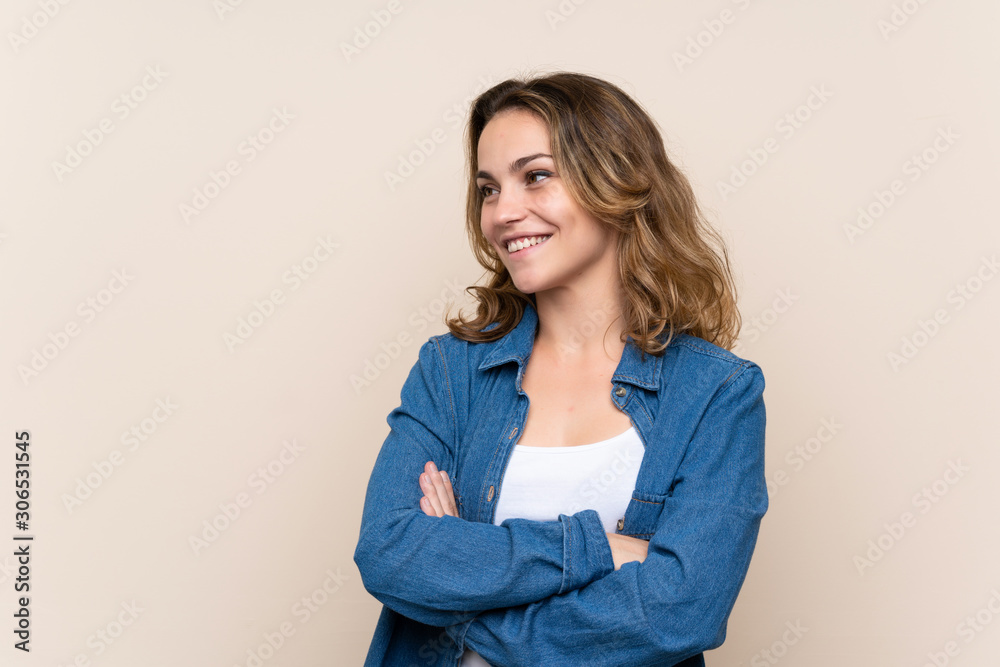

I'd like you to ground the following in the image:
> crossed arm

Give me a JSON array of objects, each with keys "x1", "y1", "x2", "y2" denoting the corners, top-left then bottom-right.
[
  {"x1": 354, "y1": 339, "x2": 766, "y2": 665},
  {"x1": 417, "y1": 460, "x2": 651, "y2": 571},
  {"x1": 412, "y1": 364, "x2": 767, "y2": 666},
  {"x1": 353, "y1": 339, "x2": 635, "y2": 628}
]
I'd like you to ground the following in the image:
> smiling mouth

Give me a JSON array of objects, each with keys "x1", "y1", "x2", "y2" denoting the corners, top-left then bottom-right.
[{"x1": 506, "y1": 235, "x2": 552, "y2": 254}]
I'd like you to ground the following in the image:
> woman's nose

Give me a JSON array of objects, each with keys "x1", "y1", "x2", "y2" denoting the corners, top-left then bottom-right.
[{"x1": 493, "y1": 188, "x2": 527, "y2": 224}]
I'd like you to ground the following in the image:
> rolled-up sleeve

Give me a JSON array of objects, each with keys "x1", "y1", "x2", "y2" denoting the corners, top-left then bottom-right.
[
  {"x1": 353, "y1": 338, "x2": 615, "y2": 629},
  {"x1": 445, "y1": 363, "x2": 768, "y2": 666}
]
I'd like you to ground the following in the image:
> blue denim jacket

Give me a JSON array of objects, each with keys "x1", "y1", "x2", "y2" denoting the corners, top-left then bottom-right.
[{"x1": 354, "y1": 301, "x2": 768, "y2": 666}]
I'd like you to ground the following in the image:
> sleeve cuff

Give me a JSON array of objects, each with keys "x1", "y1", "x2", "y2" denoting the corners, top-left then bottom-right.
[{"x1": 559, "y1": 509, "x2": 615, "y2": 594}]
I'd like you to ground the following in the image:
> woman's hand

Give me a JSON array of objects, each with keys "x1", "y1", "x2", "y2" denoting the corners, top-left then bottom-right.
[
  {"x1": 605, "y1": 532, "x2": 649, "y2": 570},
  {"x1": 418, "y1": 461, "x2": 458, "y2": 518}
]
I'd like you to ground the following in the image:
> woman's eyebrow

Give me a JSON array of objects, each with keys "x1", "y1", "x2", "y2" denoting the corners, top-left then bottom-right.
[{"x1": 476, "y1": 152, "x2": 552, "y2": 180}]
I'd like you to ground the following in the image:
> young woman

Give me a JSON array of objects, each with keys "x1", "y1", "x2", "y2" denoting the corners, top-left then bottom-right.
[{"x1": 354, "y1": 71, "x2": 768, "y2": 666}]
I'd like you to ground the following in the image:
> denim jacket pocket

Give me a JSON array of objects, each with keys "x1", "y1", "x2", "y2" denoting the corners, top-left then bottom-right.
[{"x1": 618, "y1": 490, "x2": 669, "y2": 541}]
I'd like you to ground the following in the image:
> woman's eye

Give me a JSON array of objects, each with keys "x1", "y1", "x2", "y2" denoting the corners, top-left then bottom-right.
[{"x1": 479, "y1": 172, "x2": 549, "y2": 198}]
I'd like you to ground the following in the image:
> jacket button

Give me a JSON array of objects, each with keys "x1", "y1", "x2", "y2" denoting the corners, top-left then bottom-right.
[
  {"x1": 487, "y1": 486, "x2": 494, "y2": 501},
  {"x1": 615, "y1": 386, "x2": 626, "y2": 397},
  {"x1": 617, "y1": 518, "x2": 624, "y2": 531}
]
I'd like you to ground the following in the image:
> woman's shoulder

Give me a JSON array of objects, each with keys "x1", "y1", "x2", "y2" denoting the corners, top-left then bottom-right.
[
  {"x1": 661, "y1": 332, "x2": 764, "y2": 386},
  {"x1": 667, "y1": 332, "x2": 756, "y2": 366},
  {"x1": 414, "y1": 329, "x2": 499, "y2": 372}
]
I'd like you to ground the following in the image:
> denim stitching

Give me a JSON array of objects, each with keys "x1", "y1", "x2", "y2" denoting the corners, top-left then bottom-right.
[
  {"x1": 564, "y1": 515, "x2": 573, "y2": 594},
  {"x1": 675, "y1": 337, "x2": 747, "y2": 364},
  {"x1": 712, "y1": 363, "x2": 755, "y2": 400},
  {"x1": 432, "y1": 336, "x2": 459, "y2": 456},
  {"x1": 478, "y1": 369, "x2": 518, "y2": 519},
  {"x1": 630, "y1": 394, "x2": 653, "y2": 427}
]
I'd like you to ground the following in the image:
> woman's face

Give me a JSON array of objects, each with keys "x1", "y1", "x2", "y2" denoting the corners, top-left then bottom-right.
[{"x1": 476, "y1": 108, "x2": 618, "y2": 297}]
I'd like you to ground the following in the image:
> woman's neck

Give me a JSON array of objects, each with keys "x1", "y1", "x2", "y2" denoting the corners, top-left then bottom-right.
[{"x1": 532, "y1": 290, "x2": 626, "y2": 365}]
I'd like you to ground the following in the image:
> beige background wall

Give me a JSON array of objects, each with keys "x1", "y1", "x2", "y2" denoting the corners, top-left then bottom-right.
[{"x1": 2, "y1": 1, "x2": 998, "y2": 665}]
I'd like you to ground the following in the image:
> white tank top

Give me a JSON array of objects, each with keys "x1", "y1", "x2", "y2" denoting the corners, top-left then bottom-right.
[{"x1": 460, "y1": 426, "x2": 645, "y2": 667}]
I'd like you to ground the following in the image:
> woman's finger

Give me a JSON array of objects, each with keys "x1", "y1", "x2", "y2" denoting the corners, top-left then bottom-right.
[
  {"x1": 438, "y1": 470, "x2": 458, "y2": 516},
  {"x1": 426, "y1": 462, "x2": 453, "y2": 517},
  {"x1": 426, "y1": 461, "x2": 457, "y2": 517},
  {"x1": 420, "y1": 464, "x2": 445, "y2": 517},
  {"x1": 427, "y1": 461, "x2": 458, "y2": 516}
]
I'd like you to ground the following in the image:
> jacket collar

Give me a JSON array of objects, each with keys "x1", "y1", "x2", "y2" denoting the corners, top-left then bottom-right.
[{"x1": 477, "y1": 300, "x2": 662, "y2": 391}]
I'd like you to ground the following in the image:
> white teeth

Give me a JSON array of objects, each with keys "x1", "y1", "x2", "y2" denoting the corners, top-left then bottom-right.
[{"x1": 507, "y1": 235, "x2": 552, "y2": 253}]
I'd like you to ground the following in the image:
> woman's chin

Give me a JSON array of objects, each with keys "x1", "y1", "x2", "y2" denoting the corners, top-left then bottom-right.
[{"x1": 510, "y1": 276, "x2": 545, "y2": 296}]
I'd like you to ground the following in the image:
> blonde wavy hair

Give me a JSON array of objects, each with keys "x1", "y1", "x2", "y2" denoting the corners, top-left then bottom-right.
[{"x1": 445, "y1": 71, "x2": 741, "y2": 355}]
